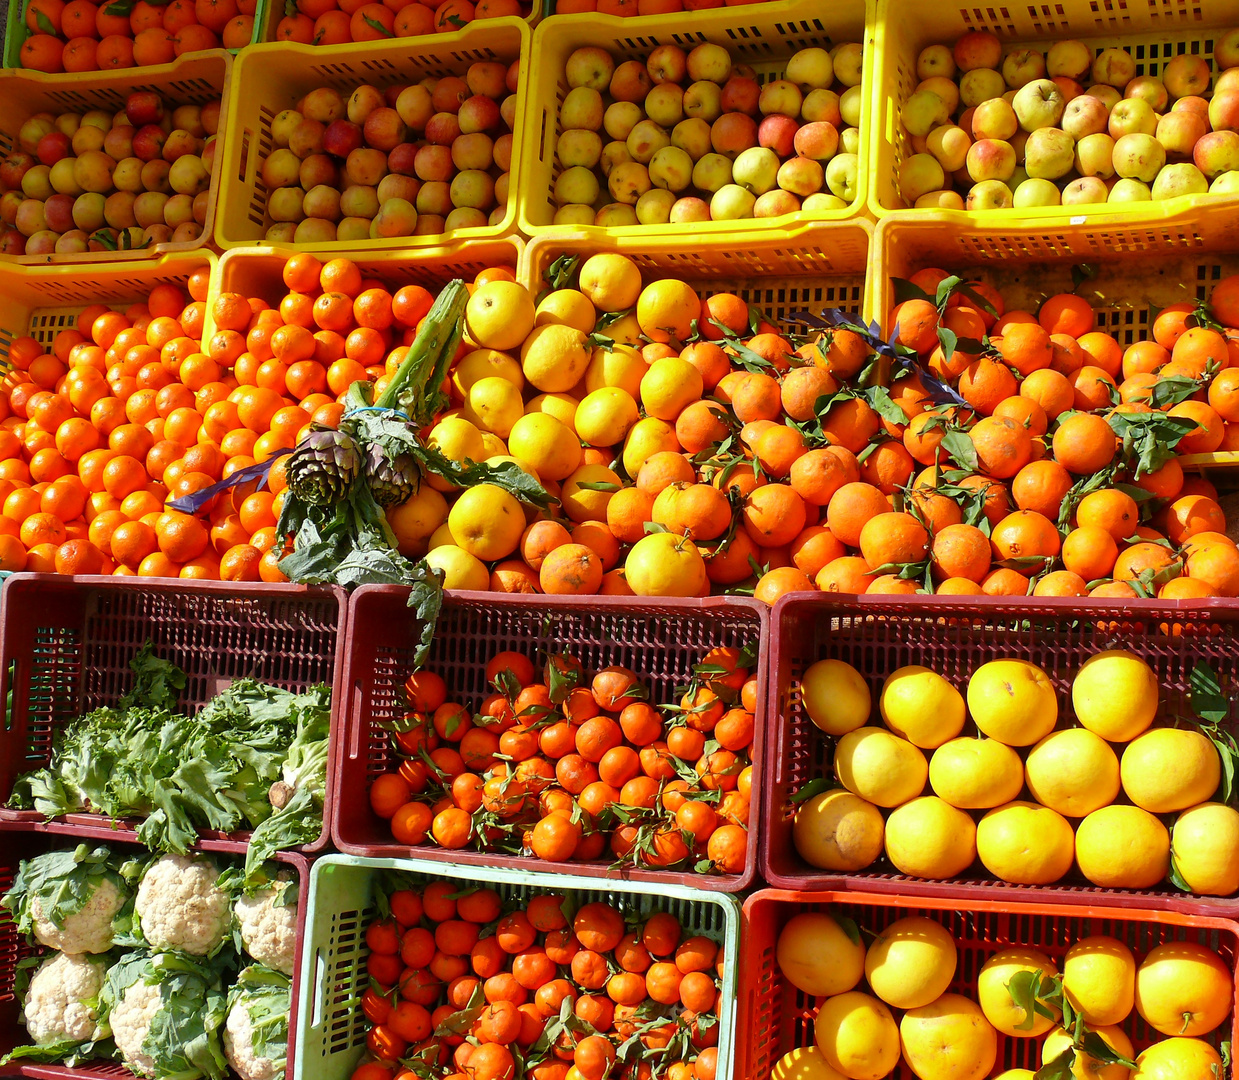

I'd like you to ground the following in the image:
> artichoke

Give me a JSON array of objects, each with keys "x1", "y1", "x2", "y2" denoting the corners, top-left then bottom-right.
[
  {"x1": 285, "y1": 428, "x2": 361, "y2": 506},
  {"x1": 365, "y1": 442, "x2": 419, "y2": 507}
]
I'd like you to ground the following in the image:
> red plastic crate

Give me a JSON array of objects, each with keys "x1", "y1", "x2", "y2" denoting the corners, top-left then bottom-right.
[
  {"x1": 0, "y1": 576, "x2": 348, "y2": 855},
  {"x1": 332, "y1": 588, "x2": 768, "y2": 892},
  {"x1": 763, "y1": 594, "x2": 1239, "y2": 913},
  {"x1": 0, "y1": 825, "x2": 310, "y2": 1080},
  {"x1": 738, "y1": 887, "x2": 1239, "y2": 1080}
]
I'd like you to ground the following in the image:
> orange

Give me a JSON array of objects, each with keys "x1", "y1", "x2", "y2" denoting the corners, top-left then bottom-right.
[
  {"x1": 1061, "y1": 525, "x2": 1118, "y2": 581},
  {"x1": 989, "y1": 509, "x2": 1061, "y2": 570},
  {"x1": 1051, "y1": 413, "x2": 1115, "y2": 475},
  {"x1": 1075, "y1": 488, "x2": 1138, "y2": 542},
  {"x1": 1038, "y1": 294, "x2": 1094, "y2": 338},
  {"x1": 156, "y1": 511, "x2": 209, "y2": 562}
]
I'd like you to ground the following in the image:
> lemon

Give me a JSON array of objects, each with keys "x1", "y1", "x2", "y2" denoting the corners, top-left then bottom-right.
[
  {"x1": 992, "y1": 1073, "x2": 1035, "y2": 1080},
  {"x1": 977, "y1": 801, "x2": 1074, "y2": 884},
  {"x1": 480, "y1": 434, "x2": 509, "y2": 458},
  {"x1": 884, "y1": 796, "x2": 976, "y2": 880},
  {"x1": 578, "y1": 252, "x2": 643, "y2": 312},
  {"x1": 525, "y1": 392, "x2": 579, "y2": 430},
  {"x1": 1075, "y1": 804, "x2": 1169, "y2": 889},
  {"x1": 451, "y1": 347, "x2": 524, "y2": 397},
  {"x1": 1134, "y1": 941, "x2": 1232, "y2": 1037},
  {"x1": 1131, "y1": 1038, "x2": 1223, "y2": 1079},
  {"x1": 977, "y1": 948, "x2": 1059, "y2": 1037},
  {"x1": 792, "y1": 789, "x2": 884, "y2": 872},
  {"x1": 464, "y1": 280, "x2": 536, "y2": 351},
  {"x1": 427, "y1": 521, "x2": 456, "y2": 550},
  {"x1": 770, "y1": 1047, "x2": 846, "y2": 1080},
  {"x1": 604, "y1": 310, "x2": 644, "y2": 346},
  {"x1": 1072, "y1": 649, "x2": 1159, "y2": 742},
  {"x1": 521, "y1": 323, "x2": 592, "y2": 393},
  {"x1": 427, "y1": 416, "x2": 485, "y2": 464},
  {"x1": 899, "y1": 993, "x2": 997, "y2": 1080},
  {"x1": 446, "y1": 484, "x2": 524, "y2": 562},
  {"x1": 879, "y1": 666, "x2": 966, "y2": 748},
  {"x1": 484, "y1": 454, "x2": 537, "y2": 482},
  {"x1": 1024, "y1": 728, "x2": 1120, "y2": 817},
  {"x1": 1062, "y1": 936, "x2": 1134, "y2": 1027},
  {"x1": 1171, "y1": 801, "x2": 1239, "y2": 895},
  {"x1": 624, "y1": 532, "x2": 707, "y2": 596},
  {"x1": 561, "y1": 463, "x2": 621, "y2": 523},
  {"x1": 1120, "y1": 728, "x2": 1221, "y2": 813},
  {"x1": 802, "y1": 659, "x2": 871, "y2": 735},
  {"x1": 507, "y1": 413, "x2": 582, "y2": 482},
  {"x1": 535, "y1": 288, "x2": 597, "y2": 333},
  {"x1": 640, "y1": 356, "x2": 704, "y2": 421},
  {"x1": 585, "y1": 344, "x2": 648, "y2": 397},
  {"x1": 621, "y1": 416, "x2": 680, "y2": 476},
  {"x1": 386, "y1": 486, "x2": 448, "y2": 557},
  {"x1": 834, "y1": 728, "x2": 928, "y2": 808},
  {"x1": 1041, "y1": 1025, "x2": 1134, "y2": 1080},
  {"x1": 864, "y1": 916, "x2": 957, "y2": 1010},
  {"x1": 464, "y1": 376, "x2": 524, "y2": 438},
  {"x1": 813, "y1": 991, "x2": 900, "y2": 1080},
  {"x1": 928, "y1": 737, "x2": 1024, "y2": 809},
  {"x1": 776, "y1": 911, "x2": 865, "y2": 997},
  {"x1": 966, "y1": 659, "x2": 1058, "y2": 746},
  {"x1": 424, "y1": 544, "x2": 489, "y2": 590},
  {"x1": 575, "y1": 387, "x2": 639, "y2": 448}
]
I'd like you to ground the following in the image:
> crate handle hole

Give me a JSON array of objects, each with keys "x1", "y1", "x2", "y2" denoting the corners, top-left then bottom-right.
[{"x1": 310, "y1": 946, "x2": 326, "y2": 1028}]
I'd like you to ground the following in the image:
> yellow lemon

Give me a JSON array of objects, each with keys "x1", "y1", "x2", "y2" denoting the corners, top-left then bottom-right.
[
  {"x1": 1171, "y1": 801, "x2": 1239, "y2": 895},
  {"x1": 535, "y1": 288, "x2": 597, "y2": 333},
  {"x1": 977, "y1": 801, "x2": 1075, "y2": 884},
  {"x1": 1120, "y1": 728, "x2": 1221, "y2": 813},
  {"x1": 802, "y1": 659, "x2": 871, "y2": 736},
  {"x1": 464, "y1": 376, "x2": 524, "y2": 437},
  {"x1": 813, "y1": 991, "x2": 900, "y2": 1080},
  {"x1": 507, "y1": 413, "x2": 582, "y2": 482},
  {"x1": 1131, "y1": 1038, "x2": 1223, "y2": 1079},
  {"x1": 521, "y1": 323, "x2": 592, "y2": 393},
  {"x1": 898, "y1": 993, "x2": 997, "y2": 1080},
  {"x1": 1134, "y1": 941, "x2": 1232, "y2": 1037},
  {"x1": 464, "y1": 279, "x2": 536, "y2": 351},
  {"x1": 585, "y1": 344, "x2": 648, "y2": 397},
  {"x1": 424, "y1": 544, "x2": 488, "y2": 590},
  {"x1": 447, "y1": 483, "x2": 524, "y2": 562},
  {"x1": 992, "y1": 1073, "x2": 1035, "y2": 1080},
  {"x1": 1075, "y1": 804, "x2": 1169, "y2": 889},
  {"x1": 640, "y1": 356, "x2": 704, "y2": 421},
  {"x1": 1041, "y1": 1025, "x2": 1134, "y2": 1080},
  {"x1": 575, "y1": 387, "x2": 639, "y2": 448},
  {"x1": 560, "y1": 463, "x2": 621, "y2": 523},
  {"x1": 526, "y1": 392, "x2": 579, "y2": 430},
  {"x1": 977, "y1": 948, "x2": 1060, "y2": 1037},
  {"x1": 770, "y1": 1046, "x2": 846, "y2": 1080},
  {"x1": 883, "y1": 796, "x2": 976, "y2": 880},
  {"x1": 1024, "y1": 728, "x2": 1120, "y2": 817},
  {"x1": 792, "y1": 789, "x2": 884, "y2": 872},
  {"x1": 864, "y1": 916, "x2": 957, "y2": 1010},
  {"x1": 966, "y1": 659, "x2": 1058, "y2": 746},
  {"x1": 834, "y1": 727, "x2": 928, "y2": 808},
  {"x1": 427, "y1": 521, "x2": 456, "y2": 550},
  {"x1": 1062, "y1": 936, "x2": 1135, "y2": 1027},
  {"x1": 637, "y1": 278, "x2": 702, "y2": 343},
  {"x1": 928, "y1": 737, "x2": 1024, "y2": 809},
  {"x1": 578, "y1": 252, "x2": 643, "y2": 312},
  {"x1": 622, "y1": 416, "x2": 680, "y2": 476},
  {"x1": 480, "y1": 433, "x2": 509, "y2": 458},
  {"x1": 624, "y1": 532, "x2": 707, "y2": 596},
  {"x1": 386, "y1": 486, "x2": 448, "y2": 557},
  {"x1": 1072, "y1": 649, "x2": 1159, "y2": 742},
  {"x1": 427, "y1": 415, "x2": 485, "y2": 464},
  {"x1": 604, "y1": 310, "x2": 643, "y2": 346},
  {"x1": 451, "y1": 347, "x2": 523, "y2": 397},
  {"x1": 879, "y1": 665, "x2": 966, "y2": 748},
  {"x1": 484, "y1": 455, "x2": 537, "y2": 481},
  {"x1": 776, "y1": 911, "x2": 865, "y2": 997}
]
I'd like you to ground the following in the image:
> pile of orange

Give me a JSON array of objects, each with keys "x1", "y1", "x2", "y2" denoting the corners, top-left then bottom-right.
[
  {"x1": 273, "y1": 0, "x2": 530, "y2": 46},
  {"x1": 18, "y1": 0, "x2": 255, "y2": 73}
]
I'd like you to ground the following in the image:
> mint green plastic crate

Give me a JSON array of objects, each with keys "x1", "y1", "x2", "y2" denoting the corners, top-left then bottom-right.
[{"x1": 295, "y1": 855, "x2": 741, "y2": 1080}]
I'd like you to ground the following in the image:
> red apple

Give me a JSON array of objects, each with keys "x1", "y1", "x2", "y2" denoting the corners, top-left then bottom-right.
[
  {"x1": 432, "y1": 77, "x2": 470, "y2": 114},
  {"x1": 363, "y1": 108, "x2": 408, "y2": 152},
  {"x1": 36, "y1": 132, "x2": 71, "y2": 167},
  {"x1": 710, "y1": 112, "x2": 759, "y2": 158},
  {"x1": 387, "y1": 142, "x2": 421, "y2": 176},
  {"x1": 103, "y1": 126, "x2": 135, "y2": 160},
  {"x1": 720, "y1": 76, "x2": 760, "y2": 116},
  {"x1": 414, "y1": 143, "x2": 453, "y2": 182},
  {"x1": 0, "y1": 153, "x2": 35, "y2": 190},
  {"x1": 126, "y1": 91, "x2": 164, "y2": 127},
  {"x1": 323, "y1": 120, "x2": 364, "y2": 159},
  {"x1": 44, "y1": 193, "x2": 75, "y2": 233},
  {"x1": 757, "y1": 114, "x2": 798, "y2": 157},
  {"x1": 425, "y1": 113, "x2": 462, "y2": 146},
  {"x1": 458, "y1": 95, "x2": 501, "y2": 134},
  {"x1": 131, "y1": 125, "x2": 168, "y2": 162}
]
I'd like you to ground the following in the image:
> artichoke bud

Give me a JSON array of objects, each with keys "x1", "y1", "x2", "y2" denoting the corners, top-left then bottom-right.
[
  {"x1": 365, "y1": 442, "x2": 420, "y2": 507},
  {"x1": 286, "y1": 428, "x2": 361, "y2": 506}
]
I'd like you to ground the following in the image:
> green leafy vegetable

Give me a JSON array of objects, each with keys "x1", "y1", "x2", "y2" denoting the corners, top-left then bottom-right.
[{"x1": 225, "y1": 965, "x2": 291, "y2": 1080}]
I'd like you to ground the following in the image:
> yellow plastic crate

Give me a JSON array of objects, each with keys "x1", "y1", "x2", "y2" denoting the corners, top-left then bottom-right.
[
  {"x1": 521, "y1": 220, "x2": 870, "y2": 329},
  {"x1": 869, "y1": 0, "x2": 1239, "y2": 224},
  {"x1": 0, "y1": 251, "x2": 214, "y2": 362},
  {"x1": 517, "y1": 0, "x2": 870, "y2": 240},
  {"x1": 205, "y1": 236, "x2": 521, "y2": 339},
  {"x1": 214, "y1": 19, "x2": 530, "y2": 252},
  {"x1": 0, "y1": 52, "x2": 231, "y2": 266}
]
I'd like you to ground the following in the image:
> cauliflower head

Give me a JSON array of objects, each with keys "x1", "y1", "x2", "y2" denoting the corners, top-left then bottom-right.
[
  {"x1": 136, "y1": 855, "x2": 230, "y2": 956},
  {"x1": 30, "y1": 877, "x2": 124, "y2": 955},
  {"x1": 2, "y1": 846, "x2": 130, "y2": 955},
  {"x1": 109, "y1": 978, "x2": 162, "y2": 1079},
  {"x1": 23, "y1": 952, "x2": 109, "y2": 1046},
  {"x1": 223, "y1": 966, "x2": 289, "y2": 1080},
  {"x1": 233, "y1": 872, "x2": 297, "y2": 976}
]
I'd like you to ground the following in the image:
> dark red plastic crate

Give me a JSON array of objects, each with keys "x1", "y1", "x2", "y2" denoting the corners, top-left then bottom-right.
[
  {"x1": 737, "y1": 887, "x2": 1239, "y2": 1080},
  {"x1": 0, "y1": 575, "x2": 348, "y2": 854},
  {"x1": 0, "y1": 824, "x2": 311, "y2": 1080},
  {"x1": 763, "y1": 594, "x2": 1239, "y2": 913},
  {"x1": 333, "y1": 587, "x2": 768, "y2": 892}
]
